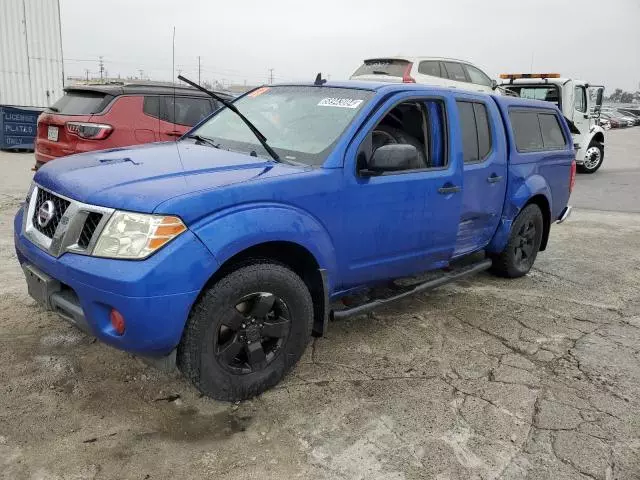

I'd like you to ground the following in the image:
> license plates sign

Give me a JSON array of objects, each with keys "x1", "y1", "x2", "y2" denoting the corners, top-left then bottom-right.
[{"x1": 47, "y1": 125, "x2": 59, "y2": 141}]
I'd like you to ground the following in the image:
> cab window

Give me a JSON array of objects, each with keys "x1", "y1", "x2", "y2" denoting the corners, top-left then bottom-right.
[
  {"x1": 574, "y1": 86, "x2": 587, "y2": 113},
  {"x1": 360, "y1": 99, "x2": 447, "y2": 173},
  {"x1": 457, "y1": 101, "x2": 492, "y2": 163}
]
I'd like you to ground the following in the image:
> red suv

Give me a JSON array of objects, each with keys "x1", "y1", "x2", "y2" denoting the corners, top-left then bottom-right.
[{"x1": 35, "y1": 83, "x2": 232, "y2": 168}]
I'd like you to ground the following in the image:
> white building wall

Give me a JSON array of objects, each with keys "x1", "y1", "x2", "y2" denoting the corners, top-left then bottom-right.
[{"x1": 0, "y1": 0, "x2": 64, "y2": 108}]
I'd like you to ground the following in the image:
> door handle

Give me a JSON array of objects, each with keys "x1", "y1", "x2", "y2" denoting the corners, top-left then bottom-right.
[
  {"x1": 166, "y1": 131, "x2": 182, "y2": 137},
  {"x1": 438, "y1": 185, "x2": 461, "y2": 194},
  {"x1": 487, "y1": 174, "x2": 503, "y2": 183}
]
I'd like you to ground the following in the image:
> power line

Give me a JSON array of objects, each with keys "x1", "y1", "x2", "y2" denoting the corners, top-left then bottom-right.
[{"x1": 98, "y1": 56, "x2": 105, "y2": 80}]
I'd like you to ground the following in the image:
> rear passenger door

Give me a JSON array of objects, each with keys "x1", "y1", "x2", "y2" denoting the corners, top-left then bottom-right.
[{"x1": 454, "y1": 96, "x2": 507, "y2": 257}]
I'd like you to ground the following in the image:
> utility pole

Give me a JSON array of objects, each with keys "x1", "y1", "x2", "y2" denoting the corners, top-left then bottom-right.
[
  {"x1": 268, "y1": 68, "x2": 274, "y2": 84},
  {"x1": 198, "y1": 56, "x2": 201, "y2": 85},
  {"x1": 84, "y1": 69, "x2": 90, "y2": 82},
  {"x1": 98, "y1": 56, "x2": 105, "y2": 81},
  {"x1": 138, "y1": 69, "x2": 144, "y2": 80}
]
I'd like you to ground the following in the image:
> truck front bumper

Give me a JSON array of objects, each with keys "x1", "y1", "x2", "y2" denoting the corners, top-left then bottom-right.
[{"x1": 14, "y1": 206, "x2": 218, "y2": 358}]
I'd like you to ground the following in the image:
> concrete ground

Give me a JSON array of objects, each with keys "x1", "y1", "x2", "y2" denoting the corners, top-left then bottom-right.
[{"x1": 1, "y1": 129, "x2": 639, "y2": 480}]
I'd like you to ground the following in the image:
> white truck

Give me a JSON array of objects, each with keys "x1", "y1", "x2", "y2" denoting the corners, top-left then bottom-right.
[{"x1": 500, "y1": 74, "x2": 605, "y2": 173}]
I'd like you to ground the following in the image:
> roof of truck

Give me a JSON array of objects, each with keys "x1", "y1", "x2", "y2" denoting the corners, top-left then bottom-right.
[{"x1": 270, "y1": 81, "x2": 564, "y2": 110}]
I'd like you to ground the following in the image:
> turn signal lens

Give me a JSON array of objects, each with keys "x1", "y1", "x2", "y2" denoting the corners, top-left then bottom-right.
[{"x1": 110, "y1": 309, "x2": 126, "y2": 335}]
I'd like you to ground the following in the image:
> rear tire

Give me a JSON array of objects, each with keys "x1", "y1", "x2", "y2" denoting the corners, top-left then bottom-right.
[
  {"x1": 178, "y1": 262, "x2": 313, "y2": 401},
  {"x1": 490, "y1": 204, "x2": 544, "y2": 278},
  {"x1": 577, "y1": 141, "x2": 603, "y2": 173}
]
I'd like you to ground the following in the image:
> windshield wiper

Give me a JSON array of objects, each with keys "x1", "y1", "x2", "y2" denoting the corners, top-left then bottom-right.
[
  {"x1": 184, "y1": 133, "x2": 220, "y2": 148},
  {"x1": 177, "y1": 75, "x2": 280, "y2": 162}
]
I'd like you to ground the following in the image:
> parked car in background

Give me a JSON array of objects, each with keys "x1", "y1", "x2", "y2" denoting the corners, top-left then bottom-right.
[
  {"x1": 601, "y1": 110, "x2": 635, "y2": 127},
  {"x1": 34, "y1": 83, "x2": 233, "y2": 169},
  {"x1": 350, "y1": 57, "x2": 496, "y2": 93},
  {"x1": 615, "y1": 109, "x2": 640, "y2": 126}
]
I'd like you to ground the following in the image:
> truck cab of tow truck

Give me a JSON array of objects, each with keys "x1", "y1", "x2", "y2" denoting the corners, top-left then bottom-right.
[{"x1": 500, "y1": 73, "x2": 606, "y2": 173}]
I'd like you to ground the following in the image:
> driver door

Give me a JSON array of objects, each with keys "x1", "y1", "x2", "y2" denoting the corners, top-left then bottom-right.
[
  {"x1": 340, "y1": 93, "x2": 463, "y2": 288},
  {"x1": 572, "y1": 85, "x2": 589, "y2": 146}
]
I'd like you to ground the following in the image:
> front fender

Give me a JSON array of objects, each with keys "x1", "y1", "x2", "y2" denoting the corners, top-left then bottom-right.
[
  {"x1": 191, "y1": 202, "x2": 338, "y2": 291},
  {"x1": 581, "y1": 125, "x2": 605, "y2": 149},
  {"x1": 487, "y1": 174, "x2": 552, "y2": 253}
]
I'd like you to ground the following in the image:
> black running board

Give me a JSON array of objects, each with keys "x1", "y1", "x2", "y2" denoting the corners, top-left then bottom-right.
[{"x1": 331, "y1": 258, "x2": 492, "y2": 320}]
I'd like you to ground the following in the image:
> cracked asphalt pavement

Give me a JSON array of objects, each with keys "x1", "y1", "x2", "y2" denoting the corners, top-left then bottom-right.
[{"x1": 1, "y1": 128, "x2": 639, "y2": 479}]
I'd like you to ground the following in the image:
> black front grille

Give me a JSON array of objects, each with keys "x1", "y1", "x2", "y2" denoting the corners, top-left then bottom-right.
[
  {"x1": 77, "y1": 212, "x2": 103, "y2": 249},
  {"x1": 32, "y1": 188, "x2": 71, "y2": 238}
]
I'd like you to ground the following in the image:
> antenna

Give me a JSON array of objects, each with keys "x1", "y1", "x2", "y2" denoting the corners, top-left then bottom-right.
[
  {"x1": 198, "y1": 56, "x2": 201, "y2": 85},
  {"x1": 172, "y1": 26, "x2": 176, "y2": 132}
]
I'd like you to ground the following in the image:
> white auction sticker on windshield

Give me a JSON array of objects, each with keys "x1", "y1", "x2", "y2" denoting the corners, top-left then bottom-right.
[{"x1": 317, "y1": 98, "x2": 363, "y2": 108}]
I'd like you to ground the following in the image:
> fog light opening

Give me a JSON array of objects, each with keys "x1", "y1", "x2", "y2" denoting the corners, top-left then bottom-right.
[{"x1": 110, "y1": 309, "x2": 126, "y2": 335}]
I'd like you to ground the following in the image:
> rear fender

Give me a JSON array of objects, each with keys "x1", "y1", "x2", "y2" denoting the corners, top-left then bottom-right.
[
  {"x1": 191, "y1": 203, "x2": 338, "y2": 291},
  {"x1": 487, "y1": 174, "x2": 552, "y2": 253}
]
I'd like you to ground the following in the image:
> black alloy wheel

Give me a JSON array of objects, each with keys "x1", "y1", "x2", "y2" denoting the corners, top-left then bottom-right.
[{"x1": 215, "y1": 292, "x2": 291, "y2": 374}]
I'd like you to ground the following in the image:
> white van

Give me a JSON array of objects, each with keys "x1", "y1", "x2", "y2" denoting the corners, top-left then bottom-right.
[{"x1": 350, "y1": 57, "x2": 496, "y2": 93}]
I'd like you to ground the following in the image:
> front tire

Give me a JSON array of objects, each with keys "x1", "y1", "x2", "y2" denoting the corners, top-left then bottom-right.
[
  {"x1": 577, "y1": 141, "x2": 604, "y2": 174},
  {"x1": 178, "y1": 262, "x2": 313, "y2": 401},
  {"x1": 490, "y1": 204, "x2": 544, "y2": 278}
]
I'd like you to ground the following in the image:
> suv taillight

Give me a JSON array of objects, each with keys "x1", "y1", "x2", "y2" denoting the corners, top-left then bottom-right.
[
  {"x1": 402, "y1": 62, "x2": 416, "y2": 83},
  {"x1": 66, "y1": 121, "x2": 113, "y2": 140},
  {"x1": 569, "y1": 160, "x2": 576, "y2": 193}
]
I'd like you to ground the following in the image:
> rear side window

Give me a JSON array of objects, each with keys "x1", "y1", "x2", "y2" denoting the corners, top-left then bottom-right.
[
  {"x1": 418, "y1": 61, "x2": 441, "y2": 77},
  {"x1": 510, "y1": 110, "x2": 566, "y2": 152},
  {"x1": 352, "y1": 59, "x2": 410, "y2": 78},
  {"x1": 143, "y1": 96, "x2": 214, "y2": 126},
  {"x1": 538, "y1": 113, "x2": 566, "y2": 149},
  {"x1": 456, "y1": 101, "x2": 492, "y2": 163},
  {"x1": 510, "y1": 111, "x2": 544, "y2": 152},
  {"x1": 50, "y1": 91, "x2": 114, "y2": 115},
  {"x1": 443, "y1": 62, "x2": 468, "y2": 82}
]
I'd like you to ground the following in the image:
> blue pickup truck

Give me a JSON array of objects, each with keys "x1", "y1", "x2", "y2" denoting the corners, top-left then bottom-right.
[{"x1": 14, "y1": 81, "x2": 575, "y2": 400}]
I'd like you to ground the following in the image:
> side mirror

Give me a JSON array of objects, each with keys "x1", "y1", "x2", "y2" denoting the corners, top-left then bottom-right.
[
  {"x1": 361, "y1": 144, "x2": 419, "y2": 176},
  {"x1": 491, "y1": 79, "x2": 498, "y2": 90}
]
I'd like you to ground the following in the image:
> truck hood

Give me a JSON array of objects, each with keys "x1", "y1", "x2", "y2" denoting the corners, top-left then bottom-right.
[{"x1": 34, "y1": 141, "x2": 307, "y2": 215}]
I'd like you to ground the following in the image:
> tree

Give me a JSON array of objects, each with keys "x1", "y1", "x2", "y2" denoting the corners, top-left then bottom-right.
[
  {"x1": 620, "y1": 92, "x2": 634, "y2": 103},
  {"x1": 609, "y1": 88, "x2": 623, "y2": 102}
]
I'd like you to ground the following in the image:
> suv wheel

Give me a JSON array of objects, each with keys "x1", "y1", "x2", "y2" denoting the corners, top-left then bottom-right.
[
  {"x1": 490, "y1": 204, "x2": 544, "y2": 278},
  {"x1": 178, "y1": 262, "x2": 313, "y2": 401}
]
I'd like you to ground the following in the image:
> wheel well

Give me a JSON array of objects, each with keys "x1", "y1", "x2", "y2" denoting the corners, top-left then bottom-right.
[
  {"x1": 203, "y1": 241, "x2": 328, "y2": 337},
  {"x1": 592, "y1": 132, "x2": 604, "y2": 145},
  {"x1": 526, "y1": 195, "x2": 551, "y2": 251}
]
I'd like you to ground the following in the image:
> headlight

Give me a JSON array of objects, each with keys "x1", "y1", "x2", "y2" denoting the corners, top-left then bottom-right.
[{"x1": 93, "y1": 211, "x2": 186, "y2": 259}]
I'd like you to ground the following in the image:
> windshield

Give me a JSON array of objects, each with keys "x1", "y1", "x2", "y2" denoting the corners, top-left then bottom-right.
[
  {"x1": 190, "y1": 86, "x2": 373, "y2": 165},
  {"x1": 352, "y1": 59, "x2": 410, "y2": 78},
  {"x1": 505, "y1": 85, "x2": 561, "y2": 107}
]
